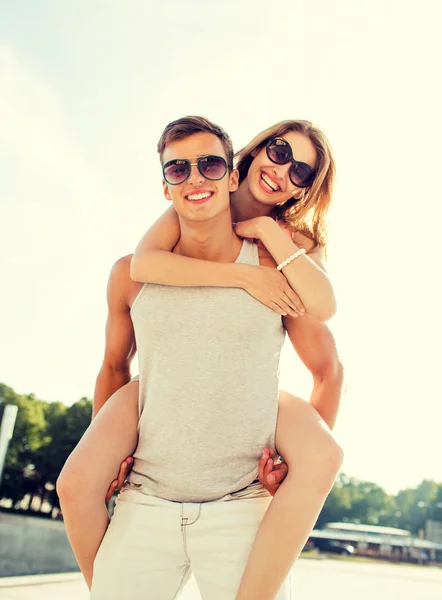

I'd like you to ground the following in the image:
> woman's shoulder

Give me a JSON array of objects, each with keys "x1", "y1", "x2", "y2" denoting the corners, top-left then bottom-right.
[
  {"x1": 275, "y1": 220, "x2": 320, "y2": 254},
  {"x1": 280, "y1": 224, "x2": 327, "y2": 271},
  {"x1": 291, "y1": 230, "x2": 318, "y2": 254}
]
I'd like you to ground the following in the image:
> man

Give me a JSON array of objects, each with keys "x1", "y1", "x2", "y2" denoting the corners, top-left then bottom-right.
[{"x1": 89, "y1": 117, "x2": 343, "y2": 599}]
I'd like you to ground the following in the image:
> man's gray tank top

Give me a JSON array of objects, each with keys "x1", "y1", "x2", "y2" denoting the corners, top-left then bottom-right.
[{"x1": 128, "y1": 240, "x2": 285, "y2": 502}]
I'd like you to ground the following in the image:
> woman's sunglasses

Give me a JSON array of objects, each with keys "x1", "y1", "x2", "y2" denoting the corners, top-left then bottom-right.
[
  {"x1": 163, "y1": 155, "x2": 229, "y2": 186},
  {"x1": 266, "y1": 137, "x2": 316, "y2": 189}
]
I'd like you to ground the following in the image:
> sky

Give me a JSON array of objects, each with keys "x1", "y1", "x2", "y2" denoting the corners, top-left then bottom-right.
[{"x1": 1, "y1": 0, "x2": 441, "y2": 495}]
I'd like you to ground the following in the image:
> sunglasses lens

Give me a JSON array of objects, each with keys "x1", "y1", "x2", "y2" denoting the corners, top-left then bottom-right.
[
  {"x1": 163, "y1": 160, "x2": 190, "y2": 185},
  {"x1": 198, "y1": 156, "x2": 227, "y2": 180},
  {"x1": 290, "y1": 163, "x2": 315, "y2": 187},
  {"x1": 267, "y1": 140, "x2": 291, "y2": 164}
]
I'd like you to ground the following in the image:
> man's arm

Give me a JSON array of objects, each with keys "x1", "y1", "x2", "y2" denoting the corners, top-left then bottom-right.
[
  {"x1": 283, "y1": 314, "x2": 344, "y2": 429},
  {"x1": 93, "y1": 256, "x2": 137, "y2": 418}
]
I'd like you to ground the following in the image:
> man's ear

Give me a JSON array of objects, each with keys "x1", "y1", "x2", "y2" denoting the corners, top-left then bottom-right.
[
  {"x1": 163, "y1": 179, "x2": 173, "y2": 201},
  {"x1": 229, "y1": 169, "x2": 239, "y2": 193}
]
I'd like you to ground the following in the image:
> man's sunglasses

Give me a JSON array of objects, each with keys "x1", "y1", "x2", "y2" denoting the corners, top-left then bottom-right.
[
  {"x1": 163, "y1": 155, "x2": 229, "y2": 186},
  {"x1": 266, "y1": 137, "x2": 316, "y2": 189}
]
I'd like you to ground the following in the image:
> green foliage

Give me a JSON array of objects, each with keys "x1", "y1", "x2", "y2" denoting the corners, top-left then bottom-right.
[
  {"x1": 0, "y1": 383, "x2": 91, "y2": 512},
  {"x1": 318, "y1": 473, "x2": 442, "y2": 534}
]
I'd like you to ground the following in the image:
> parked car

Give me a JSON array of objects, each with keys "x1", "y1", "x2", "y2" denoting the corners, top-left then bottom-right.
[
  {"x1": 313, "y1": 539, "x2": 355, "y2": 555},
  {"x1": 303, "y1": 539, "x2": 315, "y2": 552},
  {"x1": 415, "y1": 550, "x2": 429, "y2": 564}
]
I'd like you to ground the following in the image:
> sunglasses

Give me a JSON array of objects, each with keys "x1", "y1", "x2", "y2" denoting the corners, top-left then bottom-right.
[
  {"x1": 266, "y1": 137, "x2": 316, "y2": 188},
  {"x1": 163, "y1": 155, "x2": 229, "y2": 186}
]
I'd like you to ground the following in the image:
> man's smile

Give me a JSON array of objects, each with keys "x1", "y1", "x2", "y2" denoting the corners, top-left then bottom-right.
[{"x1": 185, "y1": 190, "x2": 215, "y2": 204}]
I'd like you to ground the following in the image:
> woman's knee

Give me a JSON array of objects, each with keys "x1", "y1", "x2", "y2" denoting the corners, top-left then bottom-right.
[
  {"x1": 56, "y1": 455, "x2": 101, "y2": 503},
  {"x1": 56, "y1": 463, "x2": 78, "y2": 503},
  {"x1": 320, "y1": 433, "x2": 344, "y2": 477},
  {"x1": 276, "y1": 391, "x2": 344, "y2": 481},
  {"x1": 285, "y1": 437, "x2": 343, "y2": 497},
  {"x1": 302, "y1": 429, "x2": 343, "y2": 497}
]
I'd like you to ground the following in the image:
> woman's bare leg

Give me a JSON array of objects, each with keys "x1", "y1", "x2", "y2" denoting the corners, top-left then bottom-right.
[
  {"x1": 235, "y1": 391, "x2": 344, "y2": 600},
  {"x1": 56, "y1": 381, "x2": 139, "y2": 589}
]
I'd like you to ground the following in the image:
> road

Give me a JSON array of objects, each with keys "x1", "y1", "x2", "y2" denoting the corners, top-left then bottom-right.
[{"x1": 1, "y1": 558, "x2": 441, "y2": 599}]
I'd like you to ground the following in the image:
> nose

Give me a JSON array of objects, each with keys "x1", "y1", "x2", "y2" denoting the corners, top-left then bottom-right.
[
  {"x1": 272, "y1": 162, "x2": 291, "y2": 181},
  {"x1": 187, "y1": 163, "x2": 205, "y2": 185}
]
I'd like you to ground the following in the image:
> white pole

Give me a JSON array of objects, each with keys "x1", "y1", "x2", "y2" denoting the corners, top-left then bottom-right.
[{"x1": 0, "y1": 404, "x2": 19, "y2": 489}]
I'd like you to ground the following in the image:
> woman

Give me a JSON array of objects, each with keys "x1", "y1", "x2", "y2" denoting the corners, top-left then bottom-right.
[{"x1": 57, "y1": 119, "x2": 343, "y2": 599}]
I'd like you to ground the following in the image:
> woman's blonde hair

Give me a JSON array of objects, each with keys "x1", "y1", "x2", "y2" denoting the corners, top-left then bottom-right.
[{"x1": 235, "y1": 120, "x2": 336, "y2": 249}]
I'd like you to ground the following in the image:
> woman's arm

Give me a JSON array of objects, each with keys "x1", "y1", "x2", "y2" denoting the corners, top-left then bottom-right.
[
  {"x1": 235, "y1": 216, "x2": 337, "y2": 321},
  {"x1": 130, "y1": 206, "x2": 181, "y2": 281},
  {"x1": 130, "y1": 208, "x2": 304, "y2": 317},
  {"x1": 131, "y1": 206, "x2": 248, "y2": 286}
]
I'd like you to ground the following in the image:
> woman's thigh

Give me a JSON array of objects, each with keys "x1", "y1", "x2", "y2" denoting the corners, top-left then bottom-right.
[
  {"x1": 59, "y1": 381, "x2": 140, "y2": 497},
  {"x1": 275, "y1": 391, "x2": 342, "y2": 474}
]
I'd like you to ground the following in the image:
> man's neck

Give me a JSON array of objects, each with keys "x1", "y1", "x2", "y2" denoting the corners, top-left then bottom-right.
[
  {"x1": 175, "y1": 209, "x2": 243, "y2": 263},
  {"x1": 230, "y1": 179, "x2": 275, "y2": 223}
]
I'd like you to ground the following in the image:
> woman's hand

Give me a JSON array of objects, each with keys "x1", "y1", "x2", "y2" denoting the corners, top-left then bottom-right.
[
  {"x1": 234, "y1": 217, "x2": 273, "y2": 240},
  {"x1": 235, "y1": 216, "x2": 292, "y2": 241},
  {"x1": 244, "y1": 265, "x2": 305, "y2": 317},
  {"x1": 258, "y1": 448, "x2": 288, "y2": 496}
]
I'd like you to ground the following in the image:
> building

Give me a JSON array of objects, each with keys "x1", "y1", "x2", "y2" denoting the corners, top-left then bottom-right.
[{"x1": 308, "y1": 522, "x2": 442, "y2": 563}]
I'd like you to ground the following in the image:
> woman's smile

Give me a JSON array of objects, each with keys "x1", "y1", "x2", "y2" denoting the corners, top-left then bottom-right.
[{"x1": 259, "y1": 170, "x2": 282, "y2": 193}]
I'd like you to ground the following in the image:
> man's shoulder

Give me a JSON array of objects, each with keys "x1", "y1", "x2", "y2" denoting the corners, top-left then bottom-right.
[
  {"x1": 111, "y1": 254, "x2": 133, "y2": 277},
  {"x1": 108, "y1": 254, "x2": 142, "y2": 306}
]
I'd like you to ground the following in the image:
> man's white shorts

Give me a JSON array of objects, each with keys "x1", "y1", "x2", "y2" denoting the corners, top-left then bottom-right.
[{"x1": 91, "y1": 484, "x2": 292, "y2": 599}]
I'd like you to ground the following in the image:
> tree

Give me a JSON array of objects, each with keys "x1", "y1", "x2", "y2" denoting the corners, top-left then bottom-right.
[
  {"x1": 0, "y1": 385, "x2": 48, "y2": 505},
  {"x1": 1, "y1": 383, "x2": 92, "y2": 513},
  {"x1": 317, "y1": 475, "x2": 442, "y2": 535},
  {"x1": 428, "y1": 485, "x2": 442, "y2": 522},
  {"x1": 316, "y1": 473, "x2": 353, "y2": 527}
]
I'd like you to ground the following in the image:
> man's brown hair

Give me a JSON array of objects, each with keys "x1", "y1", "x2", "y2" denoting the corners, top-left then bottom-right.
[{"x1": 157, "y1": 116, "x2": 234, "y2": 167}]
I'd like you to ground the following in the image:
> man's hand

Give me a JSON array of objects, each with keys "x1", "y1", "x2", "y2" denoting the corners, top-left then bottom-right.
[
  {"x1": 258, "y1": 447, "x2": 288, "y2": 495},
  {"x1": 105, "y1": 456, "x2": 134, "y2": 503}
]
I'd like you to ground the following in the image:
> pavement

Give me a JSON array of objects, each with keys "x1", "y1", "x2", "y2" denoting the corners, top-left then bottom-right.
[{"x1": 1, "y1": 558, "x2": 441, "y2": 599}]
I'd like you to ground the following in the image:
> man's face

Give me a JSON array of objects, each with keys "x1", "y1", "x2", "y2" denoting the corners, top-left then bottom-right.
[{"x1": 162, "y1": 132, "x2": 239, "y2": 223}]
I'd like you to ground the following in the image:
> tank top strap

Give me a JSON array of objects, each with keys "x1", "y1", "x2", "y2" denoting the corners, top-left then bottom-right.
[{"x1": 235, "y1": 239, "x2": 259, "y2": 267}]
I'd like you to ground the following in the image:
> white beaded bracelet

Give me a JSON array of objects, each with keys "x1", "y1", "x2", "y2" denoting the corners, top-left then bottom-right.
[{"x1": 276, "y1": 248, "x2": 306, "y2": 271}]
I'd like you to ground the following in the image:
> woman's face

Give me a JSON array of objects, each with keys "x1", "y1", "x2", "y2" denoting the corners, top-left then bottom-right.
[{"x1": 247, "y1": 130, "x2": 317, "y2": 207}]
